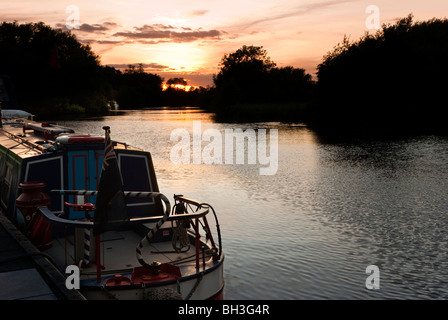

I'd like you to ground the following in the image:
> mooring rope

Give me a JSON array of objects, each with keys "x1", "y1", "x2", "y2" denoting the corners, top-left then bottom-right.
[
  {"x1": 185, "y1": 272, "x2": 203, "y2": 300},
  {"x1": 172, "y1": 220, "x2": 190, "y2": 253},
  {"x1": 171, "y1": 202, "x2": 190, "y2": 253},
  {"x1": 197, "y1": 203, "x2": 222, "y2": 260},
  {"x1": 135, "y1": 193, "x2": 171, "y2": 269}
]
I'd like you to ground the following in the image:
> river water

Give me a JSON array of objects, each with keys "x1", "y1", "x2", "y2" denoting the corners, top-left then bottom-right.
[{"x1": 57, "y1": 107, "x2": 448, "y2": 300}]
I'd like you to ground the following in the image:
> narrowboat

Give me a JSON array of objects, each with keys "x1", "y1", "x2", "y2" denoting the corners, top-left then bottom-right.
[{"x1": 0, "y1": 82, "x2": 224, "y2": 300}]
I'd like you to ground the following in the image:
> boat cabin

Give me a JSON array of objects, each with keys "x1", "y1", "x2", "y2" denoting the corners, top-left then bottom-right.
[{"x1": 0, "y1": 118, "x2": 162, "y2": 227}]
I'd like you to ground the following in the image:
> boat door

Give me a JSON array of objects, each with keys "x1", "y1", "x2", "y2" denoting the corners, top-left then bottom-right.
[{"x1": 66, "y1": 150, "x2": 103, "y2": 219}]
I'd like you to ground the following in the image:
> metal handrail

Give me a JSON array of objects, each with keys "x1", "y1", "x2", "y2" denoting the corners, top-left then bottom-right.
[
  {"x1": 40, "y1": 190, "x2": 210, "y2": 229},
  {"x1": 37, "y1": 206, "x2": 209, "y2": 229},
  {"x1": 173, "y1": 194, "x2": 223, "y2": 261},
  {"x1": 51, "y1": 189, "x2": 171, "y2": 218}
]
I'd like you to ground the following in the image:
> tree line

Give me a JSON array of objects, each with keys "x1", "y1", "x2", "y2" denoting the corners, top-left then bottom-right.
[
  {"x1": 0, "y1": 21, "x2": 214, "y2": 115},
  {"x1": 211, "y1": 14, "x2": 448, "y2": 133},
  {"x1": 1, "y1": 16, "x2": 447, "y2": 134},
  {"x1": 210, "y1": 45, "x2": 314, "y2": 121},
  {"x1": 313, "y1": 14, "x2": 448, "y2": 133},
  {"x1": 0, "y1": 22, "x2": 108, "y2": 114}
]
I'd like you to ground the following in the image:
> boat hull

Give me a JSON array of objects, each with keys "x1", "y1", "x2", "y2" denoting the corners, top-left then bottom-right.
[
  {"x1": 80, "y1": 259, "x2": 224, "y2": 300},
  {"x1": 1, "y1": 116, "x2": 225, "y2": 300}
]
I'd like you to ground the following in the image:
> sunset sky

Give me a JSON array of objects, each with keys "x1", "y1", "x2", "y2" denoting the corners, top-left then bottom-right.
[{"x1": 1, "y1": 0, "x2": 447, "y2": 87}]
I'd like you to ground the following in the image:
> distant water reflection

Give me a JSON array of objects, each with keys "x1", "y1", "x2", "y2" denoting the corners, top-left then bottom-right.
[{"x1": 60, "y1": 108, "x2": 448, "y2": 299}]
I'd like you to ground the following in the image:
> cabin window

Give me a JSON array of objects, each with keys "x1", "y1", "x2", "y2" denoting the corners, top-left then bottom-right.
[
  {"x1": 0, "y1": 153, "x2": 5, "y2": 183},
  {"x1": 1, "y1": 162, "x2": 12, "y2": 208}
]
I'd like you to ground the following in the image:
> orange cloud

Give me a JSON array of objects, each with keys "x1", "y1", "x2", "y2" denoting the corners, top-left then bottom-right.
[{"x1": 113, "y1": 24, "x2": 223, "y2": 43}]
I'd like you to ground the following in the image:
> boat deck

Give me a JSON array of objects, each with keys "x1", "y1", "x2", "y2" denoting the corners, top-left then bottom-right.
[{"x1": 45, "y1": 223, "x2": 215, "y2": 282}]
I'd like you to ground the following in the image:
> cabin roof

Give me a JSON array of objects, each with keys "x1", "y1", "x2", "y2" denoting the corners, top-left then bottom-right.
[
  {"x1": 0, "y1": 118, "x2": 143, "y2": 160},
  {"x1": 0, "y1": 121, "x2": 44, "y2": 159}
]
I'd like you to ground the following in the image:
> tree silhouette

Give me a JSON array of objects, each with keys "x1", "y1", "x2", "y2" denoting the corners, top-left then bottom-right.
[
  {"x1": 213, "y1": 45, "x2": 276, "y2": 105},
  {"x1": 0, "y1": 22, "x2": 165, "y2": 114},
  {"x1": 313, "y1": 14, "x2": 448, "y2": 133},
  {"x1": 0, "y1": 21, "x2": 107, "y2": 114},
  {"x1": 267, "y1": 66, "x2": 314, "y2": 103},
  {"x1": 216, "y1": 45, "x2": 276, "y2": 75},
  {"x1": 114, "y1": 64, "x2": 162, "y2": 109},
  {"x1": 212, "y1": 45, "x2": 314, "y2": 121}
]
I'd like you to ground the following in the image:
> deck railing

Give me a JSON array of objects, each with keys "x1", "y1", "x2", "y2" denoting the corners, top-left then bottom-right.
[{"x1": 38, "y1": 189, "x2": 221, "y2": 272}]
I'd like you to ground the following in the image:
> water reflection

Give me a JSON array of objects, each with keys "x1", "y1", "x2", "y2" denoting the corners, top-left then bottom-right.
[
  {"x1": 92, "y1": 106, "x2": 214, "y2": 123},
  {"x1": 61, "y1": 108, "x2": 448, "y2": 299},
  {"x1": 311, "y1": 134, "x2": 448, "y2": 299}
]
